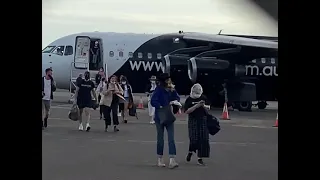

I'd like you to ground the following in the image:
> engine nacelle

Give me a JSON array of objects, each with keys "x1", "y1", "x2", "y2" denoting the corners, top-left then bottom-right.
[
  {"x1": 163, "y1": 55, "x2": 190, "y2": 75},
  {"x1": 188, "y1": 57, "x2": 230, "y2": 83}
]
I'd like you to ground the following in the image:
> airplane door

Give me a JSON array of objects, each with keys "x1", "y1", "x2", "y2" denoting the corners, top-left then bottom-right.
[{"x1": 74, "y1": 36, "x2": 91, "y2": 69}]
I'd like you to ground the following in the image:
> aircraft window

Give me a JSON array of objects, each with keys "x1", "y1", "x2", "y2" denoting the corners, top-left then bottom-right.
[
  {"x1": 261, "y1": 58, "x2": 266, "y2": 63},
  {"x1": 138, "y1": 52, "x2": 143, "y2": 59},
  {"x1": 147, "y1": 53, "x2": 152, "y2": 59},
  {"x1": 52, "y1": 46, "x2": 65, "y2": 56},
  {"x1": 109, "y1": 51, "x2": 114, "y2": 57},
  {"x1": 42, "y1": 46, "x2": 56, "y2": 53},
  {"x1": 157, "y1": 53, "x2": 162, "y2": 59},
  {"x1": 64, "y1": 46, "x2": 73, "y2": 56},
  {"x1": 119, "y1": 51, "x2": 123, "y2": 57},
  {"x1": 271, "y1": 58, "x2": 275, "y2": 64},
  {"x1": 128, "y1": 52, "x2": 133, "y2": 58}
]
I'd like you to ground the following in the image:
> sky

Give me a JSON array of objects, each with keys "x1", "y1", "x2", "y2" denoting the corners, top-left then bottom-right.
[{"x1": 42, "y1": 0, "x2": 278, "y2": 48}]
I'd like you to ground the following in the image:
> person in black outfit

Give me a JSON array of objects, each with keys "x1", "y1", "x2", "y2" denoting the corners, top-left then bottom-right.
[
  {"x1": 90, "y1": 41, "x2": 100, "y2": 70},
  {"x1": 184, "y1": 83, "x2": 211, "y2": 166},
  {"x1": 74, "y1": 71, "x2": 97, "y2": 132},
  {"x1": 100, "y1": 75, "x2": 124, "y2": 132},
  {"x1": 95, "y1": 67, "x2": 105, "y2": 86}
]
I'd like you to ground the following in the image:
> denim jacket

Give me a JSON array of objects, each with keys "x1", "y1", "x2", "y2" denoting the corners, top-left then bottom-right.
[{"x1": 151, "y1": 86, "x2": 180, "y2": 123}]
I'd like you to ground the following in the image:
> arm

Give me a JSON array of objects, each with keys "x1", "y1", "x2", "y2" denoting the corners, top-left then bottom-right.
[
  {"x1": 202, "y1": 95, "x2": 211, "y2": 110},
  {"x1": 150, "y1": 88, "x2": 161, "y2": 109},
  {"x1": 51, "y1": 80, "x2": 57, "y2": 92},
  {"x1": 145, "y1": 84, "x2": 151, "y2": 94},
  {"x1": 184, "y1": 97, "x2": 201, "y2": 114},
  {"x1": 102, "y1": 84, "x2": 112, "y2": 96},
  {"x1": 73, "y1": 86, "x2": 79, "y2": 104},
  {"x1": 115, "y1": 84, "x2": 124, "y2": 95},
  {"x1": 171, "y1": 90, "x2": 180, "y2": 102},
  {"x1": 91, "y1": 82, "x2": 97, "y2": 102}
]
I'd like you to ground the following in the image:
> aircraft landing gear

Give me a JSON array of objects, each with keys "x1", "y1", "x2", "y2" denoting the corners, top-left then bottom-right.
[
  {"x1": 253, "y1": 101, "x2": 268, "y2": 109},
  {"x1": 233, "y1": 101, "x2": 253, "y2": 112}
]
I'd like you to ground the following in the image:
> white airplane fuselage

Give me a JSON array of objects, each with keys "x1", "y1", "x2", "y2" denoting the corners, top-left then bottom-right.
[{"x1": 42, "y1": 31, "x2": 278, "y2": 111}]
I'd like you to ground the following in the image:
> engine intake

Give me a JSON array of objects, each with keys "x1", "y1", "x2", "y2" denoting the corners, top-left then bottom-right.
[
  {"x1": 188, "y1": 57, "x2": 230, "y2": 83},
  {"x1": 163, "y1": 55, "x2": 190, "y2": 75}
]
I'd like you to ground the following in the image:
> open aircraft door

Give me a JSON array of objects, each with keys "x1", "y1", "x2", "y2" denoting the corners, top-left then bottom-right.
[{"x1": 74, "y1": 36, "x2": 91, "y2": 69}]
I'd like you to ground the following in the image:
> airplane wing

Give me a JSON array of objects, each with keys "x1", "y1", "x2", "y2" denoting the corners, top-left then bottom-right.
[
  {"x1": 182, "y1": 33, "x2": 278, "y2": 49},
  {"x1": 220, "y1": 34, "x2": 278, "y2": 42}
]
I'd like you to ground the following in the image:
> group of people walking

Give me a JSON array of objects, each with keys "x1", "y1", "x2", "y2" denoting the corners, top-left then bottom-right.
[{"x1": 42, "y1": 68, "x2": 214, "y2": 168}]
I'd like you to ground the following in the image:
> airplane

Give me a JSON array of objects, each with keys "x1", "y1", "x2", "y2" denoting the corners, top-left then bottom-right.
[{"x1": 42, "y1": 31, "x2": 278, "y2": 111}]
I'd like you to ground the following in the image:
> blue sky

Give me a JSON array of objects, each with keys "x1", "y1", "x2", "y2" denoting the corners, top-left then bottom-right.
[{"x1": 42, "y1": 0, "x2": 278, "y2": 48}]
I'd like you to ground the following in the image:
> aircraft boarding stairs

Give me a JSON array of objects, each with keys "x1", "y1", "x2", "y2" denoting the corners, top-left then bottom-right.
[{"x1": 68, "y1": 62, "x2": 108, "y2": 104}]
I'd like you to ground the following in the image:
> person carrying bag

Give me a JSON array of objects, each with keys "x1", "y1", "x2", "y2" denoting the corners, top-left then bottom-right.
[{"x1": 150, "y1": 73, "x2": 181, "y2": 169}]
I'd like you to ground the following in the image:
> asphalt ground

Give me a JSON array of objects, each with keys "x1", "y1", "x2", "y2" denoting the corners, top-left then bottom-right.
[{"x1": 42, "y1": 91, "x2": 278, "y2": 180}]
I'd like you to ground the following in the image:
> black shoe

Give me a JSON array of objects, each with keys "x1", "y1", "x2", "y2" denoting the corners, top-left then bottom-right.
[
  {"x1": 44, "y1": 117, "x2": 48, "y2": 128},
  {"x1": 124, "y1": 120, "x2": 128, "y2": 124},
  {"x1": 114, "y1": 126, "x2": 119, "y2": 132},
  {"x1": 100, "y1": 115, "x2": 102, "y2": 120},
  {"x1": 186, "y1": 152, "x2": 193, "y2": 162},
  {"x1": 197, "y1": 159, "x2": 205, "y2": 166}
]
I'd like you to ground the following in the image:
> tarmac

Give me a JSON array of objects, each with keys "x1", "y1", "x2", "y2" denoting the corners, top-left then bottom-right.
[{"x1": 42, "y1": 90, "x2": 278, "y2": 180}]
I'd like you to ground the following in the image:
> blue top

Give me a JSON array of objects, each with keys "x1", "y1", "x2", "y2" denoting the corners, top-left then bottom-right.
[{"x1": 151, "y1": 86, "x2": 180, "y2": 123}]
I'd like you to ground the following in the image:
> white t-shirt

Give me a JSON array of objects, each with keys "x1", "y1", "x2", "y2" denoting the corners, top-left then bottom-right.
[
  {"x1": 43, "y1": 77, "x2": 52, "y2": 100},
  {"x1": 123, "y1": 85, "x2": 129, "y2": 98}
]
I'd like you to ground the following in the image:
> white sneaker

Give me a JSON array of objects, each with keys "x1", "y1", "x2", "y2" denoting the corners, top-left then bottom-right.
[
  {"x1": 78, "y1": 123, "x2": 84, "y2": 131},
  {"x1": 150, "y1": 120, "x2": 155, "y2": 124},
  {"x1": 169, "y1": 158, "x2": 179, "y2": 169},
  {"x1": 118, "y1": 112, "x2": 121, "y2": 117},
  {"x1": 157, "y1": 158, "x2": 166, "y2": 167},
  {"x1": 85, "y1": 123, "x2": 91, "y2": 132}
]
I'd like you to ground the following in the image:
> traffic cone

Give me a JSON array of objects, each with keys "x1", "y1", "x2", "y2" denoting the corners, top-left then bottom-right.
[
  {"x1": 273, "y1": 113, "x2": 278, "y2": 127},
  {"x1": 137, "y1": 96, "x2": 144, "y2": 109},
  {"x1": 221, "y1": 103, "x2": 230, "y2": 120}
]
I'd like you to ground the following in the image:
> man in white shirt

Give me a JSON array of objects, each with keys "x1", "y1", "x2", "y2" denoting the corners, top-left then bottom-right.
[{"x1": 42, "y1": 68, "x2": 56, "y2": 129}]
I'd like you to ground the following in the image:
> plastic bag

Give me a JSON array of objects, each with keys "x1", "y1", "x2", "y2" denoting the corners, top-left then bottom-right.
[{"x1": 68, "y1": 104, "x2": 79, "y2": 121}]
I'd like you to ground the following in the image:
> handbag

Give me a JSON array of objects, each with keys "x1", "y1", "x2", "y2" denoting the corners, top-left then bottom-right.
[
  {"x1": 206, "y1": 111, "x2": 221, "y2": 136},
  {"x1": 68, "y1": 104, "x2": 79, "y2": 121},
  {"x1": 157, "y1": 105, "x2": 176, "y2": 125},
  {"x1": 128, "y1": 103, "x2": 138, "y2": 119}
]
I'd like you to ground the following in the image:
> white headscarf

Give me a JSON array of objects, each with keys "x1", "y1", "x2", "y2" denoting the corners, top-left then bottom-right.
[{"x1": 190, "y1": 83, "x2": 203, "y2": 99}]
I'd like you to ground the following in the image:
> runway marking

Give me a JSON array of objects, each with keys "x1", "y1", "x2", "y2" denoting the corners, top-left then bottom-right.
[{"x1": 232, "y1": 124, "x2": 276, "y2": 129}]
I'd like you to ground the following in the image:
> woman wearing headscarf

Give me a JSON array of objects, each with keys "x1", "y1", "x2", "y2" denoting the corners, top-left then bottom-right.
[
  {"x1": 145, "y1": 75, "x2": 157, "y2": 124},
  {"x1": 151, "y1": 73, "x2": 181, "y2": 169},
  {"x1": 184, "y1": 83, "x2": 211, "y2": 166}
]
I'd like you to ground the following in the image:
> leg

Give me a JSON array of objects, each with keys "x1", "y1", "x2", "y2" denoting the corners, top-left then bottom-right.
[
  {"x1": 166, "y1": 123, "x2": 178, "y2": 168},
  {"x1": 123, "y1": 102, "x2": 129, "y2": 123},
  {"x1": 43, "y1": 100, "x2": 51, "y2": 128},
  {"x1": 155, "y1": 123, "x2": 166, "y2": 167},
  {"x1": 102, "y1": 105, "x2": 112, "y2": 130},
  {"x1": 155, "y1": 123, "x2": 165, "y2": 156},
  {"x1": 111, "y1": 103, "x2": 120, "y2": 131},
  {"x1": 83, "y1": 107, "x2": 91, "y2": 131},
  {"x1": 148, "y1": 101, "x2": 155, "y2": 124},
  {"x1": 99, "y1": 105, "x2": 103, "y2": 119},
  {"x1": 78, "y1": 108, "x2": 84, "y2": 131}
]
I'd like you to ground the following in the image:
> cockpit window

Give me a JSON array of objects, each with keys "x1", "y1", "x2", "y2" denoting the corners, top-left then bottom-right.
[
  {"x1": 42, "y1": 46, "x2": 56, "y2": 53},
  {"x1": 52, "y1": 46, "x2": 65, "y2": 56}
]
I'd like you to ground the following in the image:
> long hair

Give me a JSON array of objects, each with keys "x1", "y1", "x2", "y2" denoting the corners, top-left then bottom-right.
[{"x1": 120, "y1": 76, "x2": 130, "y2": 86}]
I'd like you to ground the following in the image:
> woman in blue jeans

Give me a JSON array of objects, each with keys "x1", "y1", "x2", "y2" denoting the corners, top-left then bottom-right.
[{"x1": 151, "y1": 73, "x2": 181, "y2": 169}]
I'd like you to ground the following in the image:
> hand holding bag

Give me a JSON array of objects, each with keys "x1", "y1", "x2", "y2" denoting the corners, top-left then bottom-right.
[{"x1": 158, "y1": 105, "x2": 176, "y2": 125}]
